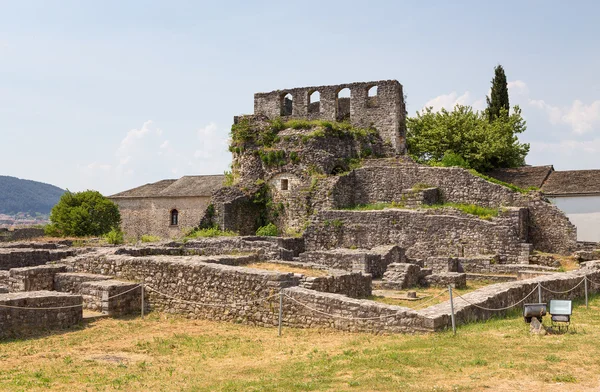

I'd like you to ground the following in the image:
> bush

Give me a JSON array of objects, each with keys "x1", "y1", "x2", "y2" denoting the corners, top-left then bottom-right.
[
  {"x1": 46, "y1": 190, "x2": 121, "y2": 237},
  {"x1": 440, "y1": 151, "x2": 469, "y2": 168},
  {"x1": 104, "y1": 228, "x2": 124, "y2": 245},
  {"x1": 256, "y1": 223, "x2": 278, "y2": 237},
  {"x1": 140, "y1": 234, "x2": 161, "y2": 243},
  {"x1": 187, "y1": 227, "x2": 238, "y2": 238}
]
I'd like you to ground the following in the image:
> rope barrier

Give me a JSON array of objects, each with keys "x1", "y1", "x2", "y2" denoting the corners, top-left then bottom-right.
[
  {"x1": 0, "y1": 284, "x2": 142, "y2": 310},
  {"x1": 539, "y1": 278, "x2": 586, "y2": 294},
  {"x1": 283, "y1": 293, "x2": 405, "y2": 320},
  {"x1": 453, "y1": 284, "x2": 539, "y2": 311},
  {"x1": 585, "y1": 276, "x2": 600, "y2": 287},
  {"x1": 411, "y1": 289, "x2": 450, "y2": 309},
  {"x1": 144, "y1": 285, "x2": 279, "y2": 307}
]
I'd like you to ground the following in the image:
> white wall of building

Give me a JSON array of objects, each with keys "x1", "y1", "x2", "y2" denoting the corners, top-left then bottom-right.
[{"x1": 550, "y1": 195, "x2": 600, "y2": 242}]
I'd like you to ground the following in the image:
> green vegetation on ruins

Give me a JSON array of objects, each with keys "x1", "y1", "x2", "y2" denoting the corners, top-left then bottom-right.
[
  {"x1": 185, "y1": 227, "x2": 238, "y2": 238},
  {"x1": 342, "y1": 201, "x2": 500, "y2": 220},
  {"x1": 2, "y1": 295, "x2": 600, "y2": 391}
]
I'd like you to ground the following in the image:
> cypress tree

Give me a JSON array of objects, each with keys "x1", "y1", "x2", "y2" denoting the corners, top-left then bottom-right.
[{"x1": 486, "y1": 64, "x2": 510, "y2": 121}]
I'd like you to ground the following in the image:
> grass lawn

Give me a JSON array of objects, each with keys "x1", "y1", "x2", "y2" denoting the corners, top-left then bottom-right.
[{"x1": 1, "y1": 296, "x2": 600, "y2": 391}]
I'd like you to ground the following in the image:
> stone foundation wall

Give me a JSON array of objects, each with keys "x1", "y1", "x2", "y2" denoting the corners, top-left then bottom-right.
[
  {"x1": 305, "y1": 209, "x2": 526, "y2": 262},
  {"x1": 80, "y1": 280, "x2": 141, "y2": 316},
  {"x1": 0, "y1": 291, "x2": 82, "y2": 339}
]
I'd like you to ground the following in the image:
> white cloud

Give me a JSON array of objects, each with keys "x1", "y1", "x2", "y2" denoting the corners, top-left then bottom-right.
[
  {"x1": 507, "y1": 80, "x2": 529, "y2": 96},
  {"x1": 80, "y1": 120, "x2": 230, "y2": 195},
  {"x1": 528, "y1": 99, "x2": 600, "y2": 134},
  {"x1": 422, "y1": 91, "x2": 472, "y2": 112}
]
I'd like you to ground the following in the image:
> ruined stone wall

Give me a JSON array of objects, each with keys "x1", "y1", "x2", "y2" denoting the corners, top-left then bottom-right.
[
  {"x1": 0, "y1": 291, "x2": 82, "y2": 339},
  {"x1": 300, "y1": 271, "x2": 372, "y2": 299},
  {"x1": 304, "y1": 209, "x2": 528, "y2": 262},
  {"x1": 0, "y1": 249, "x2": 75, "y2": 270},
  {"x1": 330, "y1": 163, "x2": 576, "y2": 254},
  {"x1": 281, "y1": 287, "x2": 431, "y2": 333},
  {"x1": 111, "y1": 196, "x2": 211, "y2": 239},
  {"x1": 253, "y1": 80, "x2": 406, "y2": 153},
  {"x1": 63, "y1": 253, "x2": 296, "y2": 326},
  {"x1": 0, "y1": 228, "x2": 45, "y2": 242}
]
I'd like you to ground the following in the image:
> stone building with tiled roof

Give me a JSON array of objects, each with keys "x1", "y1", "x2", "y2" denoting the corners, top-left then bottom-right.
[
  {"x1": 487, "y1": 166, "x2": 600, "y2": 242},
  {"x1": 109, "y1": 175, "x2": 224, "y2": 239}
]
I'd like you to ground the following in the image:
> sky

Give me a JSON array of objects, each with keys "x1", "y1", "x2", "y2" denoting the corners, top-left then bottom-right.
[{"x1": 1, "y1": 0, "x2": 599, "y2": 195}]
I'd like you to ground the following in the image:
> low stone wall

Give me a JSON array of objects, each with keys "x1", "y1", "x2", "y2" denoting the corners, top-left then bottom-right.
[
  {"x1": 0, "y1": 291, "x2": 82, "y2": 339},
  {"x1": 305, "y1": 209, "x2": 526, "y2": 262},
  {"x1": 124, "y1": 236, "x2": 300, "y2": 261},
  {"x1": 298, "y1": 246, "x2": 404, "y2": 278},
  {"x1": 300, "y1": 271, "x2": 372, "y2": 298},
  {"x1": 0, "y1": 249, "x2": 76, "y2": 270},
  {"x1": 418, "y1": 266, "x2": 600, "y2": 330},
  {"x1": 62, "y1": 253, "x2": 296, "y2": 326},
  {"x1": 281, "y1": 287, "x2": 431, "y2": 333},
  {"x1": 423, "y1": 273, "x2": 467, "y2": 289},
  {"x1": 8, "y1": 265, "x2": 67, "y2": 292},
  {"x1": 0, "y1": 228, "x2": 45, "y2": 242}
]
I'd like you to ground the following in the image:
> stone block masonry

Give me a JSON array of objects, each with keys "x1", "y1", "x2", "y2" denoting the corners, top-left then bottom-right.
[
  {"x1": 0, "y1": 291, "x2": 83, "y2": 339},
  {"x1": 253, "y1": 80, "x2": 406, "y2": 154},
  {"x1": 80, "y1": 280, "x2": 141, "y2": 316},
  {"x1": 304, "y1": 209, "x2": 527, "y2": 262},
  {"x1": 0, "y1": 248, "x2": 77, "y2": 270},
  {"x1": 8, "y1": 265, "x2": 67, "y2": 292}
]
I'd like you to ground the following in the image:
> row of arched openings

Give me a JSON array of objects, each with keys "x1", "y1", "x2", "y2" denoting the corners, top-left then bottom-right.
[{"x1": 280, "y1": 86, "x2": 378, "y2": 117}]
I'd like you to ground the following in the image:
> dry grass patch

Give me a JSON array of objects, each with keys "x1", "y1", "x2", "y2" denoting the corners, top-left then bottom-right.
[
  {"x1": 246, "y1": 262, "x2": 328, "y2": 277},
  {"x1": 1, "y1": 297, "x2": 600, "y2": 391}
]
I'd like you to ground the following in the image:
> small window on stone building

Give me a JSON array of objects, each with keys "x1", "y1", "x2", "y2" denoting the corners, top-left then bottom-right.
[
  {"x1": 170, "y1": 209, "x2": 179, "y2": 226},
  {"x1": 281, "y1": 179, "x2": 289, "y2": 191},
  {"x1": 281, "y1": 93, "x2": 293, "y2": 116},
  {"x1": 367, "y1": 85, "x2": 379, "y2": 108}
]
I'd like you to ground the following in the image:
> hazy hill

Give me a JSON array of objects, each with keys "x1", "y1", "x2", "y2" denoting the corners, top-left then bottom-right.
[{"x1": 0, "y1": 176, "x2": 65, "y2": 215}]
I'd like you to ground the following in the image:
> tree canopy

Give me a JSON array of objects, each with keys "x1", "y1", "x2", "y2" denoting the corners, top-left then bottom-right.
[
  {"x1": 486, "y1": 64, "x2": 510, "y2": 121},
  {"x1": 45, "y1": 190, "x2": 121, "y2": 237},
  {"x1": 406, "y1": 105, "x2": 530, "y2": 172}
]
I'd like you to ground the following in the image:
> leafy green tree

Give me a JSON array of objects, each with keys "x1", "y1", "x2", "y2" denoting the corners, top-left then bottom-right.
[
  {"x1": 407, "y1": 105, "x2": 530, "y2": 172},
  {"x1": 486, "y1": 64, "x2": 510, "y2": 121},
  {"x1": 45, "y1": 190, "x2": 121, "y2": 237}
]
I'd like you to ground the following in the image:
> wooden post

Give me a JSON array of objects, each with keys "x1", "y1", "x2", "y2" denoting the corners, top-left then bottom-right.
[
  {"x1": 141, "y1": 281, "x2": 145, "y2": 320},
  {"x1": 585, "y1": 277, "x2": 589, "y2": 309}
]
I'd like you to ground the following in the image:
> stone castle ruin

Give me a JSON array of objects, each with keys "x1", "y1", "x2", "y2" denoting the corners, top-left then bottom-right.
[{"x1": 2, "y1": 79, "x2": 597, "y2": 337}]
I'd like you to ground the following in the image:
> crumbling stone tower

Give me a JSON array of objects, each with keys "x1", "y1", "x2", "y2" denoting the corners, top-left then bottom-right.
[{"x1": 253, "y1": 80, "x2": 407, "y2": 154}]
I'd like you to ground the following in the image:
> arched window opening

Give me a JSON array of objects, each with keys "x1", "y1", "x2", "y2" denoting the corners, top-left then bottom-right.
[
  {"x1": 367, "y1": 85, "x2": 379, "y2": 108},
  {"x1": 281, "y1": 179, "x2": 289, "y2": 191},
  {"x1": 308, "y1": 90, "x2": 321, "y2": 114},
  {"x1": 281, "y1": 93, "x2": 293, "y2": 116},
  {"x1": 170, "y1": 209, "x2": 179, "y2": 226},
  {"x1": 336, "y1": 88, "x2": 351, "y2": 121}
]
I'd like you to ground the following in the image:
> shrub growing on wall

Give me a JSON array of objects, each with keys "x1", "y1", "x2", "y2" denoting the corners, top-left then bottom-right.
[
  {"x1": 256, "y1": 223, "x2": 278, "y2": 236},
  {"x1": 45, "y1": 190, "x2": 121, "y2": 237}
]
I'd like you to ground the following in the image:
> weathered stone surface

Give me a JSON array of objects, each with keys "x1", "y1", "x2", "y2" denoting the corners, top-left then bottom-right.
[
  {"x1": 574, "y1": 249, "x2": 600, "y2": 262},
  {"x1": 80, "y1": 280, "x2": 140, "y2": 316},
  {"x1": 0, "y1": 228, "x2": 45, "y2": 242},
  {"x1": 8, "y1": 265, "x2": 67, "y2": 292},
  {"x1": 54, "y1": 272, "x2": 113, "y2": 294},
  {"x1": 300, "y1": 271, "x2": 372, "y2": 299},
  {"x1": 0, "y1": 291, "x2": 82, "y2": 339},
  {"x1": 382, "y1": 263, "x2": 421, "y2": 289},
  {"x1": 0, "y1": 248, "x2": 76, "y2": 270},
  {"x1": 298, "y1": 245, "x2": 404, "y2": 278},
  {"x1": 304, "y1": 209, "x2": 529, "y2": 262},
  {"x1": 422, "y1": 272, "x2": 467, "y2": 289}
]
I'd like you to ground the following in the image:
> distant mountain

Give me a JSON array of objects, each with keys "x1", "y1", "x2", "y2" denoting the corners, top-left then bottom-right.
[{"x1": 0, "y1": 176, "x2": 65, "y2": 215}]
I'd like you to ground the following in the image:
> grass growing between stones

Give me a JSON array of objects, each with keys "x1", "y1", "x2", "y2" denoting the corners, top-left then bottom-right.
[
  {"x1": 245, "y1": 262, "x2": 328, "y2": 277},
  {"x1": 2, "y1": 296, "x2": 600, "y2": 391},
  {"x1": 371, "y1": 280, "x2": 494, "y2": 310},
  {"x1": 341, "y1": 202, "x2": 499, "y2": 220}
]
